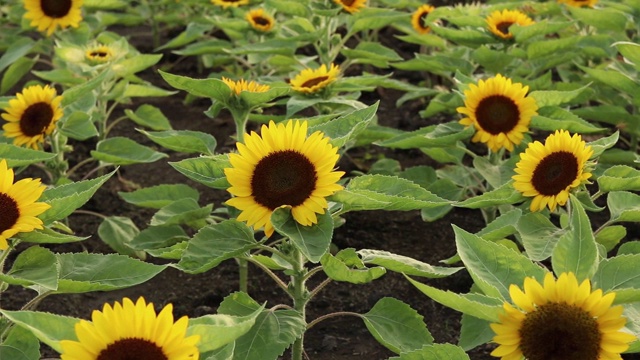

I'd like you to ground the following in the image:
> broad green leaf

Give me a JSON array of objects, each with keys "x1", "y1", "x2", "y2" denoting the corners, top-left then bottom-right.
[
  {"x1": 0, "y1": 246, "x2": 58, "y2": 291},
  {"x1": 98, "y1": 216, "x2": 142, "y2": 257},
  {"x1": 0, "y1": 37, "x2": 34, "y2": 74},
  {"x1": 593, "y1": 254, "x2": 640, "y2": 304},
  {"x1": 123, "y1": 84, "x2": 176, "y2": 98},
  {"x1": 517, "y1": 212, "x2": 563, "y2": 261},
  {"x1": 454, "y1": 226, "x2": 547, "y2": 300},
  {"x1": 130, "y1": 224, "x2": 186, "y2": 250},
  {"x1": 1, "y1": 56, "x2": 36, "y2": 95},
  {"x1": 429, "y1": 26, "x2": 494, "y2": 47},
  {"x1": 476, "y1": 209, "x2": 521, "y2": 242},
  {"x1": 358, "y1": 249, "x2": 462, "y2": 278},
  {"x1": 202, "y1": 343, "x2": 234, "y2": 360},
  {"x1": 0, "y1": 326, "x2": 40, "y2": 360},
  {"x1": 589, "y1": 131, "x2": 619, "y2": 158},
  {"x1": 581, "y1": 67, "x2": 640, "y2": 96},
  {"x1": 362, "y1": 297, "x2": 433, "y2": 354},
  {"x1": 551, "y1": 195, "x2": 598, "y2": 281},
  {"x1": 568, "y1": 6, "x2": 628, "y2": 32},
  {"x1": 159, "y1": 70, "x2": 232, "y2": 100},
  {"x1": 527, "y1": 37, "x2": 578, "y2": 59},
  {"x1": 393, "y1": 53, "x2": 475, "y2": 76},
  {"x1": 511, "y1": 20, "x2": 572, "y2": 42},
  {"x1": 310, "y1": 102, "x2": 378, "y2": 148},
  {"x1": 271, "y1": 207, "x2": 333, "y2": 263},
  {"x1": 471, "y1": 46, "x2": 515, "y2": 74},
  {"x1": 350, "y1": 8, "x2": 407, "y2": 33},
  {"x1": 238, "y1": 86, "x2": 290, "y2": 110},
  {"x1": 187, "y1": 306, "x2": 264, "y2": 353},
  {"x1": 62, "y1": 70, "x2": 112, "y2": 106},
  {"x1": 140, "y1": 129, "x2": 217, "y2": 155},
  {"x1": 531, "y1": 107, "x2": 604, "y2": 134},
  {"x1": 405, "y1": 275, "x2": 503, "y2": 322},
  {"x1": 16, "y1": 227, "x2": 89, "y2": 244},
  {"x1": 59, "y1": 111, "x2": 98, "y2": 140},
  {"x1": 618, "y1": 241, "x2": 640, "y2": 256},
  {"x1": 125, "y1": 104, "x2": 172, "y2": 131},
  {"x1": 529, "y1": 84, "x2": 590, "y2": 108},
  {"x1": 0, "y1": 310, "x2": 78, "y2": 353},
  {"x1": 178, "y1": 221, "x2": 257, "y2": 273},
  {"x1": 598, "y1": 165, "x2": 640, "y2": 192},
  {"x1": 230, "y1": 39, "x2": 298, "y2": 56},
  {"x1": 458, "y1": 314, "x2": 493, "y2": 352},
  {"x1": 388, "y1": 344, "x2": 470, "y2": 359},
  {"x1": 145, "y1": 241, "x2": 188, "y2": 260},
  {"x1": 614, "y1": 41, "x2": 640, "y2": 70},
  {"x1": 156, "y1": 22, "x2": 212, "y2": 50},
  {"x1": 332, "y1": 175, "x2": 450, "y2": 212},
  {"x1": 608, "y1": 191, "x2": 640, "y2": 223},
  {"x1": 0, "y1": 144, "x2": 56, "y2": 167},
  {"x1": 91, "y1": 137, "x2": 168, "y2": 165},
  {"x1": 39, "y1": 170, "x2": 115, "y2": 224},
  {"x1": 341, "y1": 42, "x2": 402, "y2": 67},
  {"x1": 377, "y1": 122, "x2": 474, "y2": 149},
  {"x1": 32, "y1": 69, "x2": 84, "y2": 86},
  {"x1": 265, "y1": 0, "x2": 309, "y2": 16},
  {"x1": 112, "y1": 54, "x2": 162, "y2": 77},
  {"x1": 55, "y1": 253, "x2": 166, "y2": 293},
  {"x1": 472, "y1": 156, "x2": 515, "y2": 189},
  {"x1": 170, "y1": 155, "x2": 231, "y2": 189},
  {"x1": 150, "y1": 198, "x2": 212, "y2": 228},
  {"x1": 595, "y1": 225, "x2": 627, "y2": 252},
  {"x1": 456, "y1": 181, "x2": 525, "y2": 209},
  {"x1": 320, "y1": 252, "x2": 386, "y2": 284},
  {"x1": 119, "y1": 184, "x2": 200, "y2": 209}
]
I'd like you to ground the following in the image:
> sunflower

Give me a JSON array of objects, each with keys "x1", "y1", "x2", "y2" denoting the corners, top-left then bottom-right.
[
  {"x1": 0, "y1": 159, "x2": 50, "y2": 250},
  {"x1": 225, "y1": 120, "x2": 344, "y2": 237},
  {"x1": 290, "y1": 64, "x2": 340, "y2": 94},
  {"x1": 333, "y1": 0, "x2": 367, "y2": 14},
  {"x1": 491, "y1": 272, "x2": 636, "y2": 360},
  {"x1": 60, "y1": 297, "x2": 200, "y2": 360},
  {"x1": 558, "y1": 0, "x2": 598, "y2": 7},
  {"x1": 411, "y1": 5, "x2": 435, "y2": 35},
  {"x1": 23, "y1": 0, "x2": 84, "y2": 36},
  {"x1": 222, "y1": 77, "x2": 271, "y2": 95},
  {"x1": 2, "y1": 85, "x2": 64, "y2": 150},
  {"x1": 85, "y1": 44, "x2": 114, "y2": 64},
  {"x1": 456, "y1": 74, "x2": 537, "y2": 152},
  {"x1": 210, "y1": 0, "x2": 248, "y2": 8},
  {"x1": 512, "y1": 130, "x2": 593, "y2": 212},
  {"x1": 246, "y1": 9, "x2": 275, "y2": 32},
  {"x1": 486, "y1": 9, "x2": 535, "y2": 40}
]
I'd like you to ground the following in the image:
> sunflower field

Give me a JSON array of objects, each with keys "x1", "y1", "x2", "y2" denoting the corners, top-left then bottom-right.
[{"x1": 1, "y1": 0, "x2": 640, "y2": 359}]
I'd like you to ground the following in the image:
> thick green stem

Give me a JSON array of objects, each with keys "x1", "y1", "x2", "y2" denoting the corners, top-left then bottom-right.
[
  {"x1": 237, "y1": 258, "x2": 249, "y2": 293},
  {"x1": 290, "y1": 249, "x2": 308, "y2": 360}
]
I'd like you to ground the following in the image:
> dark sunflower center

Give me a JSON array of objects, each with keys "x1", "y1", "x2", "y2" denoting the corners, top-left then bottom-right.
[
  {"x1": 19, "y1": 102, "x2": 54, "y2": 137},
  {"x1": 496, "y1": 21, "x2": 514, "y2": 35},
  {"x1": 419, "y1": 12, "x2": 429, "y2": 29},
  {"x1": 519, "y1": 302, "x2": 601, "y2": 360},
  {"x1": 531, "y1": 151, "x2": 579, "y2": 196},
  {"x1": 90, "y1": 51, "x2": 109, "y2": 58},
  {"x1": 475, "y1": 95, "x2": 520, "y2": 135},
  {"x1": 253, "y1": 16, "x2": 270, "y2": 26},
  {"x1": 0, "y1": 193, "x2": 20, "y2": 234},
  {"x1": 97, "y1": 338, "x2": 168, "y2": 360},
  {"x1": 251, "y1": 150, "x2": 317, "y2": 210},
  {"x1": 301, "y1": 76, "x2": 329, "y2": 89},
  {"x1": 341, "y1": 0, "x2": 356, "y2": 6},
  {"x1": 222, "y1": 0, "x2": 241, "y2": 2},
  {"x1": 40, "y1": 0, "x2": 72, "y2": 18}
]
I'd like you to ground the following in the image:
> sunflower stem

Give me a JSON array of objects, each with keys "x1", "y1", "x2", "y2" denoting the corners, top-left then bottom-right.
[
  {"x1": 237, "y1": 258, "x2": 249, "y2": 294},
  {"x1": 290, "y1": 248, "x2": 309, "y2": 360}
]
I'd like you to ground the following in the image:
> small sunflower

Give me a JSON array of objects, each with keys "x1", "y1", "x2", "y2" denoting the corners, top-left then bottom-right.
[
  {"x1": 333, "y1": 0, "x2": 367, "y2": 14},
  {"x1": 0, "y1": 159, "x2": 50, "y2": 250},
  {"x1": 2, "y1": 85, "x2": 64, "y2": 150},
  {"x1": 84, "y1": 44, "x2": 114, "y2": 64},
  {"x1": 225, "y1": 120, "x2": 344, "y2": 237},
  {"x1": 246, "y1": 9, "x2": 275, "y2": 32},
  {"x1": 23, "y1": 0, "x2": 84, "y2": 36},
  {"x1": 486, "y1": 9, "x2": 535, "y2": 39},
  {"x1": 222, "y1": 77, "x2": 271, "y2": 95},
  {"x1": 60, "y1": 297, "x2": 200, "y2": 360},
  {"x1": 512, "y1": 130, "x2": 593, "y2": 212},
  {"x1": 290, "y1": 64, "x2": 340, "y2": 94},
  {"x1": 411, "y1": 5, "x2": 435, "y2": 35},
  {"x1": 210, "y1": 0, "x2": 248, "y2": 8},
  {"x1": 457, "y1": 74, "x2": 537, "y2": 152},
  {"x1": 558, "y1": 0, "x2": 598, "y2": 7},
  {"x1": 491, "y1": 272, "x2": 636, "y2": 360}
]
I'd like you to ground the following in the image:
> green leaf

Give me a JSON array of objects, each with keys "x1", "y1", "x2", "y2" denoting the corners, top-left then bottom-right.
[
  {"x1": 378, "y1": 122, "x2": 474, "y2": 149},
  {"x1": 405, "y1": 275, "x2": 503, "y2": 322},
  {"x1": 389, "y1": 344, "x2": 470, "y2": 359},
  {"x1": 598, "y1": 165, "x2": 640, "y2": 192},
  {"x1": 62, "y1": 70, "x2": 112, "y2": 106},
  {"x1": 332, "y1": 175, "x2": 450, "y2": 212},
  {"x1": 271, "y1": 207, "x2": 333, "y2": 263},
  {"x1": 350, "y1": 8, "x2": 408, "y2": 33},
  {"x1": 614, "y1": 41, "x2": 640, "y2": 70},
  {"x1": 529, "y1": 84, "x2": 590, "y2": 108},
  {"x1": 531, "y1": 107, "x2": 605, "y2": 134},
  {"x1": 458, "y1": 314, "x2": 493, "y2": 352},
  {"x1": 0, "y1": 37, "x2": 34, "y2": 74},
  {"x1": 0, "y1": 144, "x2": 56, "y2": 167},
  {"x1": 0, "y1": 246, "x2": 58, "y2": 291},
  {"x1": 150, "y1": 198, "x2": 212, "y2": 228},
  {"x1": 595, "y1": 225, "x2": 627, "y2": 252},
  {"x1": 91, "y1": 137, "x2": 168, "y2": 165},
  {"x1": 568, "y1": 6, "x2": 628, "y2": 32},
  {"x1": 123, "y1": 84, "x2": 176, "y2": 98},
  {"x1": 140, "y1": 129, "x2": 217, "y2": 155},
  {"x1": 55, "y1": 253, "x2": 166, "y2": 293},
  {"x1": 0, "y1": 310, "x2": 78, "y2": 353},
  {"x1": 16, "y1": 227, "x2": 89, "y2": 244},
  {"x1": 456, "y1": 181, "x2": 525, "y2": 209},
  {"x1": 59, "y1": 111, "x2": 98, "y2": 140},
  {"x1": 0, "y1": 326, "x2": 40, "y2": 360},
  {"x1": 178, "y1": 221, "x2": 257, "y2": 273},
  {"x1": 125, "y1": 104, "x2": 173, "y2": 131},
  {"x1": 320, "y1": 252, "x2": 386, "y2": 284},
  {"x1": 454, "y1": 226, "x2": 547, "y2": 300},
  {"x1": 159, "y1": 70, "x2": 232, "y2": 101},
  {"x1": 516, "y1": 212, "x2": 563, "y2": 261},
  {"x1": 170, "y1": 155, "x2": 231, "y2": 190},
  {"x1": 527, "y1": 37, "x2": 578, "y2": 59},
  {"x1": 130, "y1": 225, "x2": 188, "y2": 250},
  {"x1": 156, "y1": 22, "x2": 212, "y2": 50},
  {"x1": 581, "y1": 66, "x2": 640, "y2": 96},
  {"x1": 98, "y1": 216, "x2": 142, "y2": 257},
  {"x1": 358, "y1": 249, "x2": 462, "y2": 278},
  {"x1": 511, "y1": 20, "x2": 572, "y2": 42},
  {"x1": 589, "y1": 131, "x2": 619, "y2": 158},
  {"x1": 187, "y1": 306, "x2": 264, "y2": 353},
  {"x1": 341, "y1": 41, "x2": 402, "y2": 67},
  {"x1": 608, "y1": 191, "x2": 640, "y2": 223},
  {"x1": 119, "y1": 184, "x2": 200, "y2": 209},
  {"x1": 362, "y1": 297, "x2": 433, "y2": 354},
  {"x1": 113, "y1": 54, "x2": 162, "y2": 77},
  {"x1": 472, "y1": 156, "x2": 515, "y2": 189},
  {"x1": 1, "y1": 56, "x2": 36, "y2": 95},
  {"x1": 202, "y1": 343, "x2": 234, "y2": 360},
  {"x1": 310, "y1": 102, "x2": 378, "y2": 148},
  {"x1": 593, "y1": 254, "x2": 640, "y2": 304},
  {"x1": 39, "y1": 171, "x2": 115, "y2": 224},
  {"x1": 551, "y1": 195, "x2": 598, "y2": 281},
  {"x1": 429, "y1": 26, "x2": 494, "y2": 47},
  {"x1": 476, "y1": 209, "x2": 521, "y2": 242}
]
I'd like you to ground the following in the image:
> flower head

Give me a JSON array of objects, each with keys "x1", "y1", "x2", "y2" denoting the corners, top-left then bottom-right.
[
  {"x1": 225, "y1": 120, "x2": 344, "y2": 237},
  {"x1": 23, "y1": 0, "x2": 84, "y2": 36},
  {"x1": 246, "y1": 9, "x2": 275, "y2": 32},
  {"x1": 411, "y1": 5, "x2": 435, "y2": 34},
  {"x1": 457, "y1": 74, "x2": 537, "y2": 152},
  {"x1": 486, "y1": 9, "x2": 535, "y2": 39},
  {"x1": 84, "y1": 43, "x2": 114, "y2": 64},
  {"x1": 513, "y1": 130, "x2": 593, "y2": 212},
  {"x1": 491, "y1": 272, "x2": 636, "y2": 360},
  {"x1": 290, "y1": 64, "x2": 340, "y2": 94},
  {"x1": 211, "y1": 0, "x2": 248, "y2": 8},
  {"x1": 333, "y1": 0, "x2": 367, "y2": 13},
  {"x1": 558, "y1": 0, "x2": 598, "y2": 7},
  {"x1": 0, "y1": 159, "x2": 50, "y2": 250},
  {"x1": 2, "y1": 85, "x2": 64, "y2": 150},
  {"x1": 60, "y1": 297, "x2": 200, "y2": 360},
  {"x1": 222, "y1": 77, "x2": 271, "y2": 95}
]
